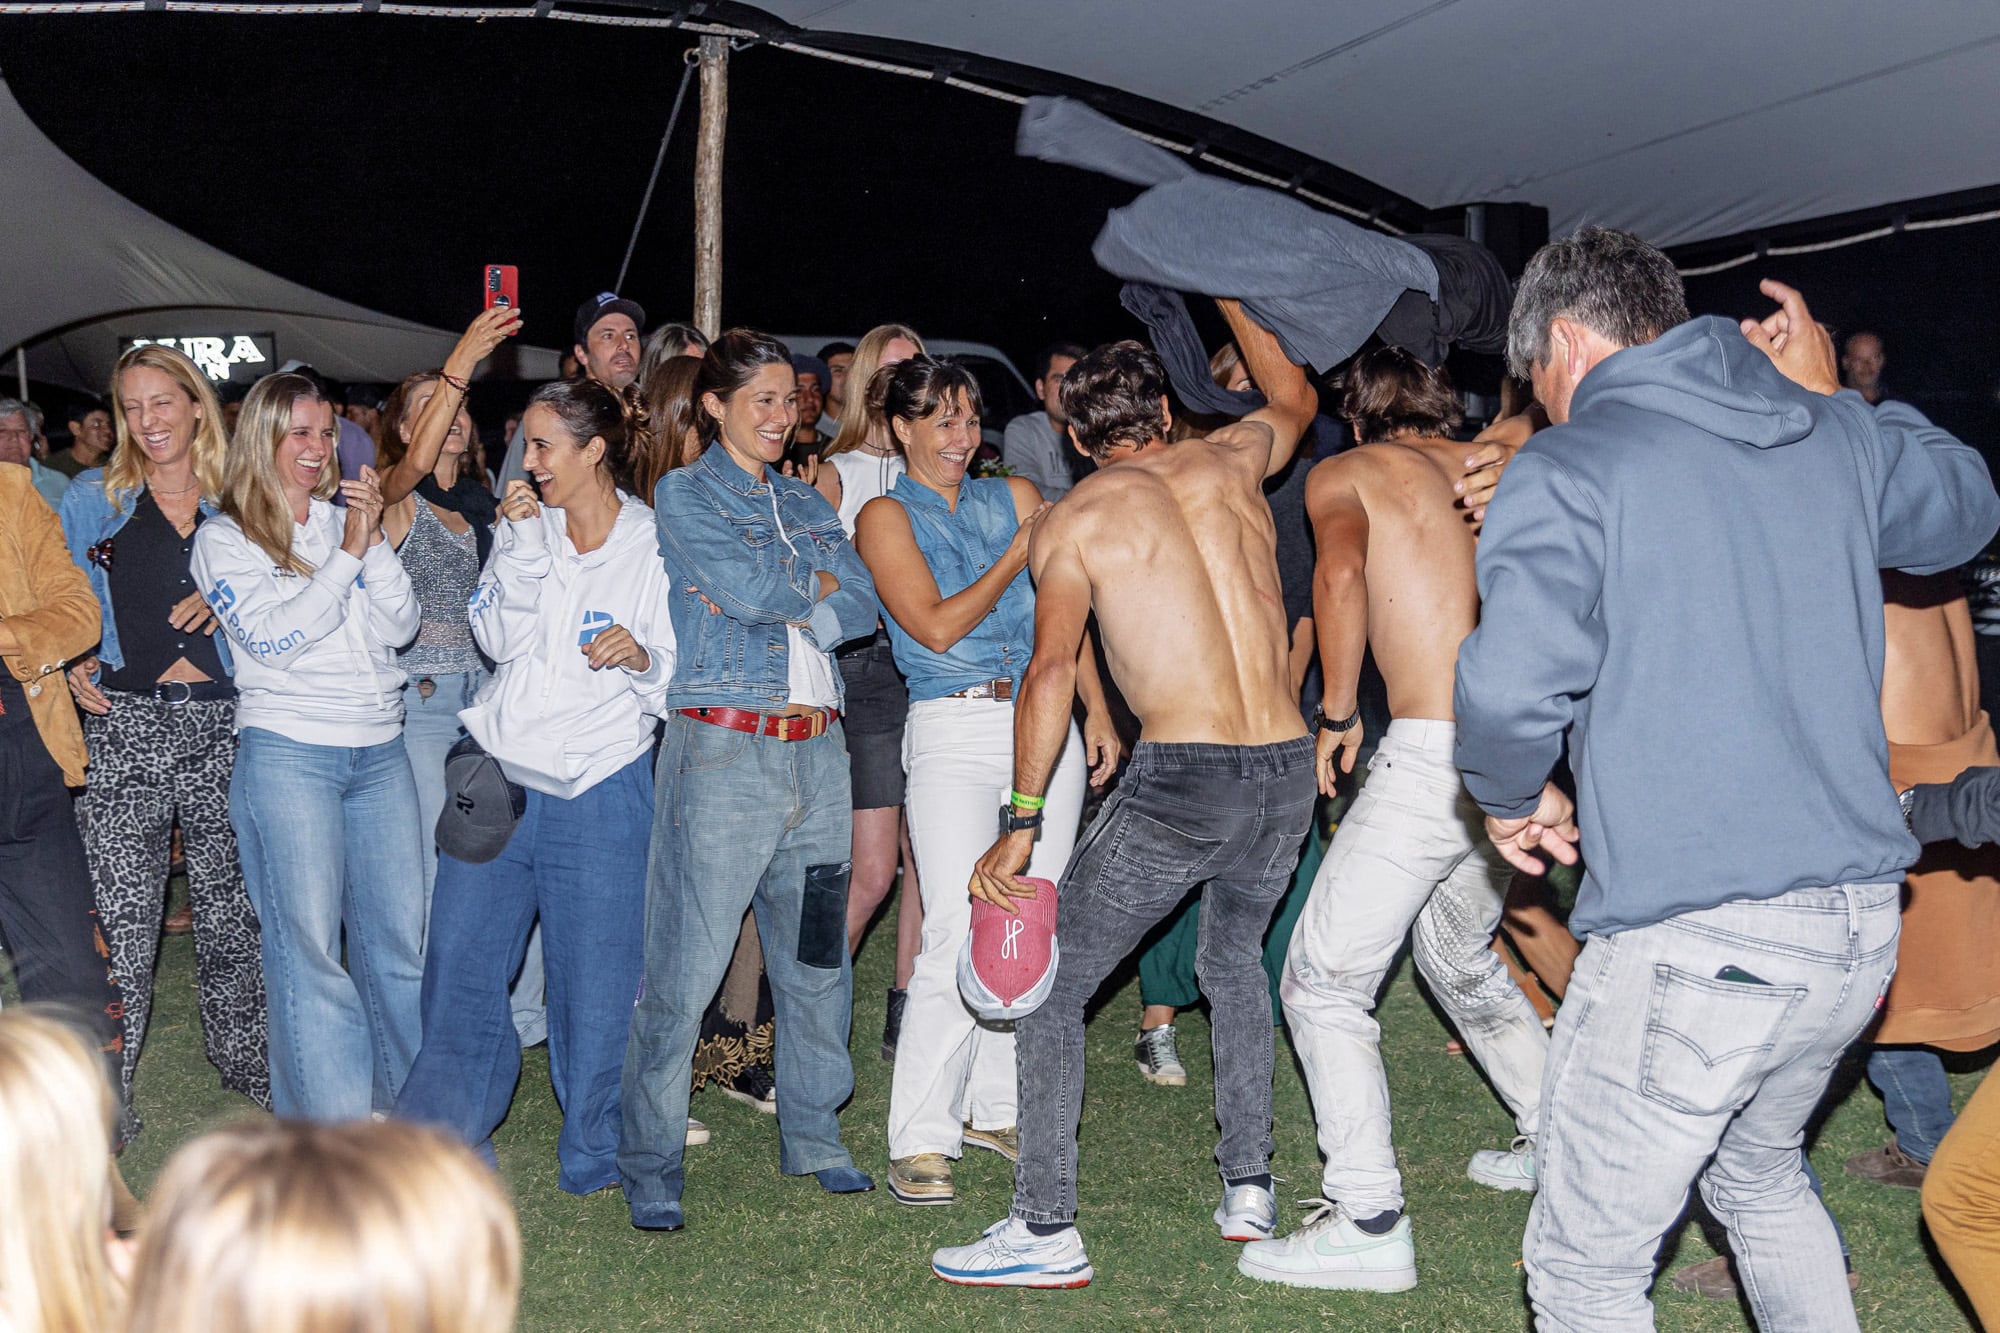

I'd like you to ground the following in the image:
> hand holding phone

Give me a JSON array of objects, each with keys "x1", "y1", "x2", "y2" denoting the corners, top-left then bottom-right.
[{"x1": 483, "y1": 265, "x2": 519, "y2": 321}]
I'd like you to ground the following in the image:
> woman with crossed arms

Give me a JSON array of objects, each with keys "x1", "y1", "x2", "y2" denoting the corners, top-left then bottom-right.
[{"x1": 855, "y1": 355, "x2": 1120, "y2": 1207}]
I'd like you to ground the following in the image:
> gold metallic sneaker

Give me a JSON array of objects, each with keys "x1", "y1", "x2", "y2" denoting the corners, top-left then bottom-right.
[
  {"x1": 962, "y1": 1124, "x2": 1019, "y2": 1162},
  {"x1": 888, "y1": 1152, "x2": 956, "y2": 1206}
]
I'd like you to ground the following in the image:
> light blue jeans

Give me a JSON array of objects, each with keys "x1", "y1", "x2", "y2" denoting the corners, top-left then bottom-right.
[
  {"x1": 230, "y1": 727, "x2": 427, "y2": 1121},
  {"x1": 399, "y1": 669, "x2": 546, "y2": 1047},
  {"x1": 1525, "y1": 882, "x2": 1900, "y2": 1333},
  {"x1": 399, "y1": 668, "x2": 484, "y2": 921},
  {"x1": 619, "y1": 714, "x2": 857, "y2": 1226}
]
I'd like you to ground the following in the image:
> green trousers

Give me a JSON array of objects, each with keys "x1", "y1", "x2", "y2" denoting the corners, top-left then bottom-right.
[{"x1": 1135, "y1": 804, "x2": 1331, "y2": 1020}]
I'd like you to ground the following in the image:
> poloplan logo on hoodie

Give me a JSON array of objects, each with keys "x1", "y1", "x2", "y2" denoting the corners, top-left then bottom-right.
[{"x1": 578, "y1": 611, "x2": 614, "y2": 646}]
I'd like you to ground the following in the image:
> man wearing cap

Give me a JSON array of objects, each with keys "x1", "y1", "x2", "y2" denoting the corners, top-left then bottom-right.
[{"x1": 496, "y1": 293, "x2": 645, "y2": 488}]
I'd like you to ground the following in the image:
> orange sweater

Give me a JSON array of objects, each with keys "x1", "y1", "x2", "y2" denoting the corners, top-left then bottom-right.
[{"x1": 0, "y1": 464, "x2": 101, "y2": 784}]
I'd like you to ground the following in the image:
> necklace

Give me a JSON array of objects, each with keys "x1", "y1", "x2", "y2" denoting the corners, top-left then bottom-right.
[{"x1": 147, "y1": 479, "x2": 200, "y2": 496}]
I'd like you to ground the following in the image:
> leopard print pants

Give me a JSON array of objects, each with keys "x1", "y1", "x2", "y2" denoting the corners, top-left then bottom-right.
[{"x1": 79, "y1": 694, "x2": 270, "y2": 1116}]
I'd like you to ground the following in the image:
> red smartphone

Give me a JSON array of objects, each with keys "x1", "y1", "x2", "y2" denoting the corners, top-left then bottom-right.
[{"x1": 483, "y1": 265, "x2": 519, "y2": 318}]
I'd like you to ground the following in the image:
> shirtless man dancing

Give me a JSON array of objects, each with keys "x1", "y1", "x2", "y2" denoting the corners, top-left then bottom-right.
[
  {"x1": 930, "y1": 302, "x2": 1319, "y2": 1288},
  {"x1": 1238, "y1": 347, "x2": 1552, "y2": 1293}
]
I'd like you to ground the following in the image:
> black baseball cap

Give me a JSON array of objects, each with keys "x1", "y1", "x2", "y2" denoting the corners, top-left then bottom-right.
[
  {"x1": 574, "y1": 292, "x2": 647, "y2": 348},
  {"x1": 435, "y1": 736, "x2": 526, "y2": 864}
]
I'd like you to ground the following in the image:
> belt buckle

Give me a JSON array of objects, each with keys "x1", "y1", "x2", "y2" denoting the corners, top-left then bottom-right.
[
  {"x1": 158, "y1": 680, "x2": 194, "y2": 704},
  {"x1": 808, "y1": 709, "x2": 828, "y2": 739}
]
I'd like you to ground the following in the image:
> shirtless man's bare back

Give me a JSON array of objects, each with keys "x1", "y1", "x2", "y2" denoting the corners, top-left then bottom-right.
[
  {"x1": 932, "y1": 304, "x2": 1320, "y2": 1290},
  {"x1": 1240, "y1": 348, "x2": 1552, "y2": 1293}
]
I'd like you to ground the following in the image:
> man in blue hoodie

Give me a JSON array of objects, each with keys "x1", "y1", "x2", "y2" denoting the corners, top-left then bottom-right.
[{"x1": 1453, "y1": 226, "x2": 1999, "y2": 1333}]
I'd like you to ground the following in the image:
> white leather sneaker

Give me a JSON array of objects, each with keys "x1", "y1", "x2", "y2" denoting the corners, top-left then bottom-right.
[{"x1": 1237, "y1": 1199, "x2": 1417, "y2": 1291}]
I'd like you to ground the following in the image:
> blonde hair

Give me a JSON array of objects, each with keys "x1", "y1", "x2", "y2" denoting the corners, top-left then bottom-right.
[
  {"x1": 106, "y1": 343, "x2": 229, "y2": 512},
  {"x1": 823, "y1": 323, "x2": 925, "y2": 458},
  {"x1": 125, "y1": 1119, "x2": 521, "y2": 1333},
  {"x1": 0, "y1": 1008, "x2": 122, "y2": 1333},
  {"x1": 219, "y1": 372, "x2": 340, "y2": 574}
]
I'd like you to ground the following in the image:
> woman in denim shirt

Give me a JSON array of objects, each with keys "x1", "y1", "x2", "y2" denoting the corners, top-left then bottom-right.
[
  {"x1": 854, "y1": 357, "x2": 1120, "y2": 1206},
  {"x1": 59, "y1": 342, "x2": 269, "y2": 1128},
  {"x1": 618, "y1": 330, "x2": 880, "y2": 1232}
]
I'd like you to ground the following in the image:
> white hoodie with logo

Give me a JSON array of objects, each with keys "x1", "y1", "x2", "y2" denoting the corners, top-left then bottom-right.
[
  {"x1": 192, "y1": 500, "x2": 421, "y2": 746},
  {"x1": 461, "y1": 492, "x2": 676, "y2": 800}
]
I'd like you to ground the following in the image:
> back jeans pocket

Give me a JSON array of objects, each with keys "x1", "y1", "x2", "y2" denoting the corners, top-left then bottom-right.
[
  {"x1": 1099, "y1": 808, "x2": 1225, "y2": 911},
  {"x1": 1639, "y1": 963, "x2": 1807, "y2": 1117},
  {"x1": 798, "y1": 862, "x2": 851, "y2": 970}
]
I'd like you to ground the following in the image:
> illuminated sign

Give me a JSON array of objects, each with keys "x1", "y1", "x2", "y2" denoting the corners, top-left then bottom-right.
[{"x1": 122, "y1": 333, "x2": 275, "y2": 385}]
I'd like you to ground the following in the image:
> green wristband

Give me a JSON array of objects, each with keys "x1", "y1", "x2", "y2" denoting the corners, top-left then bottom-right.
[{"x1": 1006, "y1": 789, "x2": 1046, "y2": 811}]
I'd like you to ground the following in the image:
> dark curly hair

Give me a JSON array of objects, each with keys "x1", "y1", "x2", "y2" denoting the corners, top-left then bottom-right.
[{"x1": 1058, "y1": 340, "x2": 1168, "y2": 459}]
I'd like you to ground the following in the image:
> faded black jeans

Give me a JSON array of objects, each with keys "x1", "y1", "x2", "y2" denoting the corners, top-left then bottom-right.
[{"x1": 1011, "y1": 737, "x2": 1315, "y2": 1225}]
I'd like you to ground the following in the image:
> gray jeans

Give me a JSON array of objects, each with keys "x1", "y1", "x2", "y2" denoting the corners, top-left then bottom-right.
[
  {"x1": 1525, "y1": 882, "x2": 1900, "y2": 1332},
  {"x1": 1011, "y1": 737, "x2": 1315, "y2": 1226}
]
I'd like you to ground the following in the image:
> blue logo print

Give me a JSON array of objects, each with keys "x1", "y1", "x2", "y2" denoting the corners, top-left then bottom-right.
[
  {"x1": 207, "y1": 578, "x2": 236, "y2": 613},
  {"x1": 578, "y1": 611, "x2": 614, "y2": 646}
]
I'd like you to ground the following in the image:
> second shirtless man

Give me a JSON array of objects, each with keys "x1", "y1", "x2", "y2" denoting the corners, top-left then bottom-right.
[
  {"x1": 1238, "y1": 349, "x2": 1553, "y2": 1293},
  {"x1": 930, "y1": 303, "x2": 1318, "y2": 1288}
]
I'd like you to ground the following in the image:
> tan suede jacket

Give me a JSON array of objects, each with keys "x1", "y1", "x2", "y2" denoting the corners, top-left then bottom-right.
[{"x1": 0, "y1": 463, "x2": 101, "y2": 784}]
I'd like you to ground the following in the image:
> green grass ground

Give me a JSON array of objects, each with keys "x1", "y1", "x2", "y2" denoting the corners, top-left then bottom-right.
[{"x1": 108, "y1": 876, "x2": 1986, "y2": 1332}]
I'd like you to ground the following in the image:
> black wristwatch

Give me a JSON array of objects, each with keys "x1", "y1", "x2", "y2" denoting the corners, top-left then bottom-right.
[
  {"x1": 999, "y1": 805, "x2": 1044, "y2": 840},
  {"x1": 1310, "y1": 705, "x2": 1362, "y2": 736}
]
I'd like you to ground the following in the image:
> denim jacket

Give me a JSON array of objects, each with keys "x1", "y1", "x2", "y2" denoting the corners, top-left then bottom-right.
[
  {"x1": 881, "y1": 475, "x2": 1035, "y2": 701},
  {"x1": 58, "y1": 468, "x2": 234, "y2": 675},
  {"x1": 653, "y1": 444, "x2": 878, "y2": 711}
]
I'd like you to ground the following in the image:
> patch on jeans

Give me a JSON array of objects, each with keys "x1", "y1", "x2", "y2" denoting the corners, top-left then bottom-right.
[
  {"x1": 798, "y1": 862, "x2": 851, "y2": 969},
  {"x1": 1639, "y1": 963, "x2": 1806, "y2": 1117}
]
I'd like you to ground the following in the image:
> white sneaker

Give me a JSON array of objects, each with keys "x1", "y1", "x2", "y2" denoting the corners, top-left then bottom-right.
[
  {"x1": 685, "y1": 1118, "x2": 710, "y2": 1146},
  {"x1": 932, "y1": 1216, "x2": 1094, "y2": 1288},
  {"x1": 1135, "y1": 1024, "x2": 1188, "y2": 1086},
  {"x1": 1214, "y1": 1182, "x2": 1278, "y2": 1241},
  {"x1": 1237, "y1": 1199, "x2": 1417, "y2": 1291},
  {"x1": 1467, "y1": 1135, "x2": 1537, "y2": 1192}
]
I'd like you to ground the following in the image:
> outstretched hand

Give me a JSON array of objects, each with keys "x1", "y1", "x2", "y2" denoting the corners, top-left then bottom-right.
[
  {"x1": 1739, "y1": 279, "x2": 1840, "y2": 396},
  {"x1": 1485, "y1": 781, "x2": 1581, "y2": 876},
  {"x1": 1456, "y1": 413, "x2": 1534, "y2": 531}
]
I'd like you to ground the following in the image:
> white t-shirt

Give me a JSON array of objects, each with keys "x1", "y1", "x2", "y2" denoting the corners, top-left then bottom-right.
[{"x1": 828, "y1": 448, "x2": 905, "y2": 537}]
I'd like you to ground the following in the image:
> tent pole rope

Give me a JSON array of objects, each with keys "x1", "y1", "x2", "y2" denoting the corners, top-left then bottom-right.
[{"x1": 615, "y1": 50, "x2": 697, "y2": 296}]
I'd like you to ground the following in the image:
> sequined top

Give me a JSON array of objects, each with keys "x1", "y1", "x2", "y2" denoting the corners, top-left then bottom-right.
[{"x1": 395, "y1": 498, "x2": 483, "y2": 673}]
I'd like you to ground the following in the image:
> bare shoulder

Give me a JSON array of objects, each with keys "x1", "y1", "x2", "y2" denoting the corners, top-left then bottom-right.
[
  {"x1": 852, "y1": 493, "x2": 908, "y2": 539},
  {"x1": 1003, "y1": 474, "x2": 1044, "y2": 515},
  {"x1": 1203, "y1": 417, "x2": 1276, "y2": 458}
]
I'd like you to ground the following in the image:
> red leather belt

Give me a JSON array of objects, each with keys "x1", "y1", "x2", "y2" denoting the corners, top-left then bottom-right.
[{"x1": 679, "y1": 706, "x2": 840, "y2": 741}]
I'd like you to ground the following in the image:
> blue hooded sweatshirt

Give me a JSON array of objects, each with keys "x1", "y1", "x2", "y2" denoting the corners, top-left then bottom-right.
[{"x1": 1454, "y1": 315, "x2": 2000, "y2": 936}]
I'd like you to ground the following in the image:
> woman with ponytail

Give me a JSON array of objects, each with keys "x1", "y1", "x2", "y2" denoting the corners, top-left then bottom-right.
[{"x1": 394, "y1": 377, "x2": 677, "y2": 1197}]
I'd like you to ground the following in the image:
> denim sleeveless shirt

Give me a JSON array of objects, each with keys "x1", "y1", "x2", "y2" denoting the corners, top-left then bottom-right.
[{"x1": 881, "y1": 475, "x2": 1034, "y2": 701}]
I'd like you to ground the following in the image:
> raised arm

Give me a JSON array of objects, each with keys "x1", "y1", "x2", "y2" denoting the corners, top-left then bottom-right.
[
  {"x1": 1306, "y1": 458, "x2": 1369, "y2": 790},
  {"x1": 969, "y1": 504, "x2": 1092, "y2": 911},
  {"x1": 380, "y1": 307, "x2": 522, "y2": 506},
  {"x1": 854, "y1": 481, "x2": 1047, "y2": 654},
  {"x1": 1212, "y1": 298, "x2": 1318, "y2": 480}
]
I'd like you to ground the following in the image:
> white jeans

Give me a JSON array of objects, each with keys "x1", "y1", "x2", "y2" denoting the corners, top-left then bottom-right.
[
  {"x1": 1281, "y1": 718, "x2": 1549, "y2": 1214},
  {"x1": 886, "y1": 697, "x2": 1086, "y2": 1159}
]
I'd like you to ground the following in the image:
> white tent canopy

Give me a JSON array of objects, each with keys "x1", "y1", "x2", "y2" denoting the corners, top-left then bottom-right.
[
  {"x1": 0, "y1": 75, "x2": 559, "y2": 394},
  {"x1": 752, "y1": 0, "x2": 2000, "y2": 247}
]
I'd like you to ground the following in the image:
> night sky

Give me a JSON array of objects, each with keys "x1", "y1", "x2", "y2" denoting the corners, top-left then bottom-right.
[{"x1": 7, "y1": 11, "x2": 1998, "y2": 449}]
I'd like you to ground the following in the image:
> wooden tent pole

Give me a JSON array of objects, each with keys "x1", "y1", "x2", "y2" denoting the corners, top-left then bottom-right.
[{"x1": 693, "y1": 36, "x2": 729, "y2": 340}]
